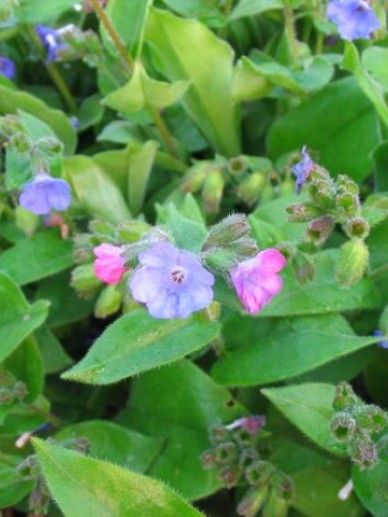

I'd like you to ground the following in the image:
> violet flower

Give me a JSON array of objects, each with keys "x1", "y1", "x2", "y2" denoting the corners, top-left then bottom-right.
[
  {"x1": 327, "y1": 0, "x2": 380, "y2": 40},
  {"x1": 231, "y1": 249, "x2": 287, "y2": 315},
  {"x1": 374, "y1": 330, "x2": 388, "y2": 350},
  {"x1": 36, "y1": 25, "x2": 68, "y2": 62},
  {"x1": 130, "y1": 241, "x2": 214, "y2": 319},
  {"x1": 292, "y1": 146, "x2": 314, "y2": 194},
  {"x1": 0, "y1": 55, "x2": 16, "y2": 79},
  {"x1": 19, "y1": 173, "x2": 72, "y2": 215}
]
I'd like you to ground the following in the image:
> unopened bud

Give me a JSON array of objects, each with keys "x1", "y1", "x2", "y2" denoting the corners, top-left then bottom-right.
[
  {"x1": 245, "y1": 460, "x2": 274, "y2": 487},
  {"x1": 88, "y1": 220, "x2": 115, "y2": 239},
  {"x1": 202, "y1": 168, "x2": 224, "y2": 213},
  {"x1": 94, "y1": 285, "x2": 122, "y2": 319},
  {"x1": 331, "y1": 412, "x2": 356, "y2": 442},
  {"x1": 262, "y1": 490, "x2": 289, "y2": 517},
  {"x1": 71, "y1": 263, "x2": 102, "y2": 297},
  {"x1": 236, "y1": 173, "x2": 266, "y2": 206},
  {"x1": 205, "y1": 214, "x2": 250, "y2": 249},
  {"x1": 220, "y1": 466, "x2": 240, "y2": 489},
  {"x1": 201, "y1": 450, "x2": 216, "y2": 470},
  {"x1": 351, "y1": 430, "x2": 378, "y2": 470},
  {"x1": 228, "y1": 156, "x2": 249, "y2": 176},
  {"x1": 15, "y1": 206, "x2": 39, "y2": 237},
  {"x1": 11, "y1": 132, "x2": 31, "y2": 153},
  {"x1": 116, "y1": 220, "x2": 150, "y2": 242},
  {"x1": 337, "y1": 175, "x2": 359, "y2": 196},
  {"x1": 307, "y1": 216, "x2": 335, "y2": 245},
  {"x1": 272, "y1": 472, "x2": 294, "y2": 501},
  {"x1": 0, "y1": 115, "x2": 24, "y2": 137},
  {"x1": 292, "y1": 252, "x2": 315, "y2": 284},
  {"x1": 336, "y1": 239, "x2": 369, "y2": 287},
  {"x1": 210, "y1": 424, "x2": 229, "y2": 444},
  {"x1": 0, "y1": 387, "x2": 14, "y2": 405},
  {"x1": 237, "y1": 486, "x2": 269, "y2": 517},
  {"x1": 286, "y1": 203, "x2": 319, "y2": 223},
  {"x1": 37, "y1": 137, "x2": 64, "y2": 156},
  {"x1": 181, "y1": 162, "x2": 210, "y2": 193},
  {"x1": 333, "y1": 382, "x2": 357, "y2": 411},
  {"x1": 309, "y1": 180, "x2": 335, "y2": 209},
  {"x1": 354, "y1": 405, "x2": 387, "y2": 434},
  {"x1": 336, "y1": 193, "x2": 360, "y2": 217},
  {"x1": 344, "y1": 217, "x2": 370, "y2": 239},
  {"x1": 239, "y1": 448, "x2": 260, "y2": 469},
  {"x1": 215, "y1": 442, "x2": 238, "y2": 464}
]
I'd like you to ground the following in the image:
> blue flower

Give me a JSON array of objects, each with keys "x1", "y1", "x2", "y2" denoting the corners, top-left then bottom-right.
[
  {"x1": 0, "y1": 55, "x2": 16, "y2": 79},
  {"x1": 19, "y1": 173, "x2": 72, "y2": 215},
  {"x1": 130, "y1": 241, "x2": 215, "y2": 319},
  {"x1": 291, "y1": 146, "x2": 314, "y2": 194},
  {"x1": 36, "y1": 25, "x2": 68, "y2": 62},
  {"x1": 374, "y1": 330, "x2": 388, "y2": 350},
  {"x1": 327, "y1": 0, "x2": 380, "y2": 40}
]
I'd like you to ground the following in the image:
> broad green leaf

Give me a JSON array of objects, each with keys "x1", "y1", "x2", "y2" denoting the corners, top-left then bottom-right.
[
  {"x1": 231, "y1": 0, "x2": 283, "y2": 19},
  {"x1": 103, "y1": 63, "x2": 190, "y2": 115},
  {"x1": 293, "y1": 463, "x2": 363, "y2": 517},
  {"x1": 77, "y1": 94, "x2": 105, "y2": 131},
  {"x1": 212, "y1": 314, "x2": 378, "y2": 386},
  {"x1": 343, "y1": 42, "x2": 388, "y2": 126},
  {"x1": 62, "y1": 309, "x2": 220, "y2": 384},
  {"x1": 0, "y1": 453, "x2": 34, "y2": 509},
  {"x1": 0, "y1": 273, "x2": 49, "y2": 363},
  {"x1": 101, "y1": 0, "x2": 152, "y2": 58},
  {"x1": 0, "y1": 85, "x2": 76, "y2": 154},
  {"x1": 5, "y1": 336, "x2": 44, "y2": 402},
  {"x1": 1, "y1": 394, "x2": 49, "y2": 437},
  {"x1": 16, "y1": 0, "x2": 75, "y2": 23},
  {"x1": 159, "y1": 202, "x2": 207, "y2": 252},
  {"x1": 146, "y1": 7, "x2": 240, "y2": 156},
  {"x1": 0, "y1": 230, "x2": 74, "y2": 285},
  {"x1": 161, "y1": 0, "x2": 222, "y2": 22},
  {"x1": 268, "y1": 77, "x2": 380, "y2": 180},
  {"x1": 127, "y1": 140, "x2": 159, "y2": 215},
  {"x1": 261, "y1": 383, "x2": 346, "y2": 455},
  {"x1": 64, "y1": 155, "x2": 132, "y2": 224},
  {"x1": 35, "y1": 326, "x2": 72, "y2": 374},
  {"x1": 56, "y1": 420, "x2": 163, "y2": 473},
  {"x1": 362, "y1": 46, "x2": 388, "y2": 91},
  {"x1": 33, "y1": 439, "x2": 203, "y2": 517},
  {"x1": 118, "y1": 360, "x2": 245, "y2": 500},
  {"x1": 368, "y1": 219, "x2": 388, "y2": 302},
  {"x1": 352, "y1": 441, "x2": 388, "y2": 517},
  {"x1": 372, "y1": 141, "x2": 388, "y2": 191}
]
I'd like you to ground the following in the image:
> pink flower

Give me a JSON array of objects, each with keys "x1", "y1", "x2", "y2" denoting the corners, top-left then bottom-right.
[
  {"x1": 94, "y1": 244, "x2": 126, "y2": 285},
  {"x1": 231, "y1": 249, "x2": 287, "y2": 314}
]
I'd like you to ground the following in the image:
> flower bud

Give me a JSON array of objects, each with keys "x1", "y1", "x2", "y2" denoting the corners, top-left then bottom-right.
[
  {"x1": 205, "y1": 214, "x2": 250, "y2": 249},
  {"x1": 262, "y1": 490, "x2": 289, "y2": 517},
  {"x1": 292, "y1": 252, "x2": 315, "y2": 284},
  {"x1": 286, "y1": 203, "x2": 319, "y2": 223},
  {"x1": 181, "y1": 161, "x2": 210, "y2": 193},
  {"x1": 0, "y1": 115, "x2": 24, "y2": 137},
  {"x1": 0, "y1": 387, "x2": 14, "y2": 405},
  {"x1": 333, "y1": 382, "x2": 357, "y2": 411},
  {"x1": 306, "y1": 216, "x2": 335, "y2": 245},
  {"x1": 14, "y1": 206, "x2": 39, "y2": 237},
  {"x1": 71, "y1": 263, "x2": 102, "y2": 297},
  {"x1": 245, "y1": 460, "x2": 274, "y2": 487},
  {"x1": 239, "y1": 448, "x2": 260, "y2": 469},
  {"x1": 202, "y1": 168, "x2": 224, "y2": 213},
  {"x1": 116, "y1": 220, "x2": 150, "y2": 242},
  {"x1": 215, "y1": 442, "x2": 238, "y2": 464},
  {"x1": 88, "y1": 220, "x2": 115, "y2": 239},
  {"x1": 220, "y1": 466, "x2": 241, "y2": 489},
  {"x1": 37, "y1": 137, "x2": 64, "y2": 156},
  {"x1": 351, "y1": 430, "x2": 379, "y2": 470},
  {"x1": 336, "y1": 239, "x2": 369, "y2": 287},
  {"x1": 94, "y1": 285, "x2": 122, "y2": 319},
  {"x1": 228, "y1": 156, "x2": 249, "y2": 177},
  {"x1": 354, "y1": 405, "x2": 387, "y2": 434},
  {"x1": 237, "y1": 487, "x2": 269, "y2": 517},
  {"x1": 330, "y1": 412, "x2": 356, "y2": 442},
  {"x1": 309, "y1": 179, "x2": 335, "y2": 208},
  {"x1": 336, "y1": 194, "x2": 360, "y2": 217},
  {"x1": 344, "y1": 217, "x2": 370, "y2": 239},
  {"x1": 210, "y1": 424, "x2": 229, "y2": 444},
  {"x1": 236, "y1": 173, "x2": 266, "y2": 206},
  {"x1": 272, "y1": 472, "x2": 294, "y2": 501},
  {"x1": 337, "y1": 175, "x2": 359, "y2": 196},
  {"x1": 201, "y1": 450, "x2": 216, "y2": 470},
  {"x1": 11, "y1": 132, "x2": 31, "y2": 153}
]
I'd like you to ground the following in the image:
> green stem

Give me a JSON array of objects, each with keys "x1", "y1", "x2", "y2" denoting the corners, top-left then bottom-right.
[
  {"x1": 28, "y1": 26, "x2": 77, "y2": 113},
  {"x1": 150, "y1": 107, "x2": 179, "y2": 158},
  {"x1": 284, "y1": 2, "x2": 299, "y2": 68}
]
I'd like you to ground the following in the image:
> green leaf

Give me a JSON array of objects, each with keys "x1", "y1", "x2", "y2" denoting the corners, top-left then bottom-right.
[
  {"x1": 127, "y1": 140, "x2": 159, "y2": 215},
  {"x1": 33, "y1": 438, "x2": 203, "y2": 517},
  {"x1": 64, "y1": 155, "x2": 132, "y2": 224},
  {"x1": 103, "y1": 63, "x2": 190, "y2": 115},
  {"x1": 16, "y1": 0, "x2": 75, "y2": 23},
  {"x1": 101, "y1": 0, "x2": 152, "y2": 58},
  {"x1": 0, "y1": 85, "x2": 76, "y2": 154},
  {"x1": 212, "y1": 314, "x2": 378, "y2": 387},
  {"x1": 352, "y1": 440, "x2": 388, "y2": 517},
  {"x1": 0, "y1": 273, "x2": 49, "y2": 363},
  {"x1": 0, "y1": 230, "x2": 74, "y2": 285},
  {"x1": 0, "y1": 453, "x2": 34, "y2": 509},
  {"x1": 343, "y1": 42, "x2": 388, "y2": 127},
  {"x1": 372, "y1": 141, "x2": 388, "y2": 192},
  {"x1": 159, "y1": 202, "x2": 207, "y2": 252},
  {"x1": 35, "y1": 326, "x2": 72, "y2": 374},
  {"x1": 56, "y1": 420, "x2": 163, "y2": 473},
  {"x1": 146, "y1": 7, "x2": 240, "y2": 156},
  {"x1": 161, "y1": 0, "x2": 222, "y2": 22},
  {"x1": 77, "y1": 94, "x2": 105, "y2": 131},
  {"x1": 362, "y1": 46, "x2": 388, "y2": 91},
  {"x1": 62, "y1": 309, "x2": 220, "y2": 384},
  {"x1": 231, "y1": 0, "x2": 283, "y2": 19},
  {"x1": 261, "y1": 383, "x2": 346, "y2": 455},
  {"x1": 268, "y1": 77, "x2": 380, "y2": 180},
  {"x1": 118, "y1": 360, "x2": 245, "y2": 500}
]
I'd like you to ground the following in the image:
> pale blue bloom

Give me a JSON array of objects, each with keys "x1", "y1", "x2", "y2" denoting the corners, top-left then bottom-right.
[
  {"x1": 327, "y1": 0, "x2": 380, "y2": 40},
  {"x1": 20, "y1": 173, "x2": 72, "y2": 215},
  {"x1": 292, "y1": 146, "x2": 314, "y2": 194}
]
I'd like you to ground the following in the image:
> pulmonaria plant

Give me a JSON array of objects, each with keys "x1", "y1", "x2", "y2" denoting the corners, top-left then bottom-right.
[
  {"x1": 327, "y1": 0, "x2": 381, "y2": 40},
  {"x1": 129, "y1": 241, "x2": 215, "y2": 319},
  {"x1": 19, "y1": 173, "x2": 72, "y2": 216}
]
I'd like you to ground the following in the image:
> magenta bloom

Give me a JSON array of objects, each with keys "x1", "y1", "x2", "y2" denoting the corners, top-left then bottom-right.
[
  {"x1": 226, "y1": 416, "x2": 266, "y2": 435},
  {"x1": 327, "y1": 0, "x2": 380, "y2": 40},
  {"x1": 231, "y1": 249, "x2": 287, "y2": 314},
  {"x1": 19, "y1": 174, "x2": 72, "y2": 215},
  {"x1": 94, "y1": 244, "x2": 126, "y2": 285},
  {"x1": 130, "y1": 241, "x2": 214, "y2": 319}
]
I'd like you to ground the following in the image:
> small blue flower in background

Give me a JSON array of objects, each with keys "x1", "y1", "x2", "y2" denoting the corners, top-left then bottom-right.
[
  {"x1": 19, "y1": 173, "x2": 72, "y2": 215},
  {"x1": 130, "y1": 241, "x2": 215, "y2": 319},
  {"x1": 374, "y1": 330, "x2": 388, "y2": 350},
  {"x1": 327, "y1": 0, "x2": 380, "y2": 40},
  {"x1": 0, "y1": 55, "x2": 16, "y2": 79},
  {"x1": 36, "y1": 25, "x2": 68, "y2": 62},
  {"x1": 292, "y1": 146, "x2": 314, "y2": 194}
]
